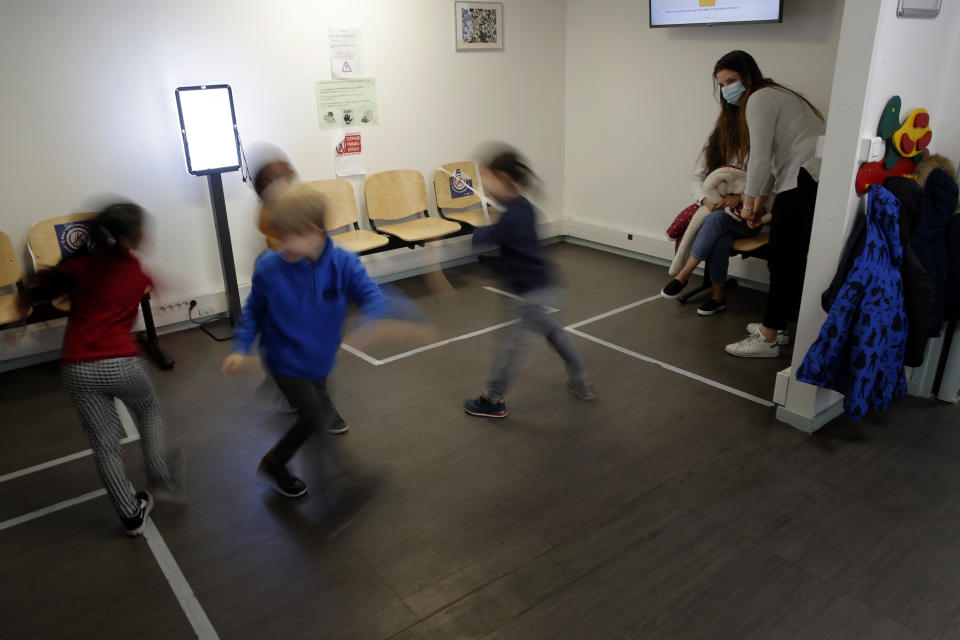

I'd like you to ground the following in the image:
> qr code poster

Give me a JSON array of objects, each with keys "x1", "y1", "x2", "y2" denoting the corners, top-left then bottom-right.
[
  {"x1": 449, "y1": 169, "x2": 474, "y2": 199},
  {"x1": 54, "y1": 222, "x2": 93, "y2": 258},
  {"x1": 455, "y1": 2, "x2": 503, "y2": 50}
]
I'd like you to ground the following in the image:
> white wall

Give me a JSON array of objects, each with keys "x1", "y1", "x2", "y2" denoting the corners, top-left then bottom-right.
[
  {"x1": 781, "y1": 0, "x2": 960, "y2": 427},
  {"x1": 0, "y1": 0, "x2": 567, "y2": 318},
  {"x1": 563, "y1": 0, "x2": 843, "y2": 259}
]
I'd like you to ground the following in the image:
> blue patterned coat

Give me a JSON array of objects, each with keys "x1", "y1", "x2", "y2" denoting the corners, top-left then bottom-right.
[{"x1": 796, "y1": 185, "x2": 908, "y2": 420}]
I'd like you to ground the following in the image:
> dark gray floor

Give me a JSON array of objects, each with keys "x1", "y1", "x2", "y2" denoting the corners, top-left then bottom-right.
[{"x1": 1, "y1": 243, "x2": 958, "y2": 639}]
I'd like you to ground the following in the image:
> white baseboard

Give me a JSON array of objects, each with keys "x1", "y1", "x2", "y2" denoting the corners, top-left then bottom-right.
[
  {"x1": 562, "y1": 217, "x2": 771, "y2": 288},
  {"x1": 775, "y1": 401, "x2": 845, "y2": 434}
]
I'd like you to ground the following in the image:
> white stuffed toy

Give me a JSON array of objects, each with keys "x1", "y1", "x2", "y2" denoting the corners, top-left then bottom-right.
[{"x1": 668, "y1": 166, "x2": 773, "y2": 276}]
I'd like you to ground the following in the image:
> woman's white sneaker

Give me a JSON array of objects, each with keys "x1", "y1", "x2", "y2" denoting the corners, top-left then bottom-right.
[
  {"x1": 745, "y1": 323, "x2": 791, "y2": 345},
  {"x1": 725, "y1": 333, "x2": 781, "y2": 358}
]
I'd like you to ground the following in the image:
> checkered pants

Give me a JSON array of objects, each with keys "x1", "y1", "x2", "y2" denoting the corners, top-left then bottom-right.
[{"x1": 62, "y1": 358, "x2": 171, "y2": 519}]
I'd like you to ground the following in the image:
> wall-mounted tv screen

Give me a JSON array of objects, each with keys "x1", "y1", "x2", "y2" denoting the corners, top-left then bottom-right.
[{"x1": 650, "y1": 0, "x2": 783, "y2": 28}]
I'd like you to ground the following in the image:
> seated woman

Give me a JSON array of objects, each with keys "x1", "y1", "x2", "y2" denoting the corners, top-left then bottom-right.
[{"x1": 660, "y1": 76, "x2": 760, "y2": 316}]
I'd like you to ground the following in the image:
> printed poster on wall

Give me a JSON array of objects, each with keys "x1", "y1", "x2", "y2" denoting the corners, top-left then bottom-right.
[
  {"x1": 316, "y1": 78, "x2": 378, "y2": 130},
  {"x1": 334, "y1": 130, "x2": 365, "y2": 177},
  {"x1": 328, "y1": 28, "x2": 364, "y2": 79}
]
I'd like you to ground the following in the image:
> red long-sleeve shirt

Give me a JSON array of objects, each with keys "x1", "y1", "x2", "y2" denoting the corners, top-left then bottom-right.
[{"x1": 56, "y1": 251, "x2": 151, "y2": 362}]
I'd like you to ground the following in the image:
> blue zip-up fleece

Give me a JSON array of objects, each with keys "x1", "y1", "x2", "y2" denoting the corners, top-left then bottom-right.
[
  {"x1": 472, "y1": 196, "x2": 549, "y2": 294},
  {"x1": 233, "y1": 242, "x2": 386, "y2": 379}
]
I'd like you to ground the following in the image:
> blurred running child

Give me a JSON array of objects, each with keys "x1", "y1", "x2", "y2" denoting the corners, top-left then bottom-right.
[
  {"x1": 222, "y1": 182, "x2": 386, "y2": 497},
  {"x1": 249, "y1": 148, "x2": 351, "y2": 433},
  {"x1": 464, "y1": 146, "x2": 595, "y2": 418},
  {"x1": 23, "y1": 204, "x2": 182, "y2": 536}
]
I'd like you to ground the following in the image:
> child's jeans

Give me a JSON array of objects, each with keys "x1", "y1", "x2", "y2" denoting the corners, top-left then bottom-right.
[
  {"x1": 271, "y1": 375, "x2": 337, "y2": 463},
  {"x1": 486, "y1": 286, "x2": 588, "y2": 402}
]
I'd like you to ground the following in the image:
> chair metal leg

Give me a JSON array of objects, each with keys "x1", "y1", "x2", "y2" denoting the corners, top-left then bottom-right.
[{"x1": 137, "y1": 294, "x2": 174, "y2": 370}]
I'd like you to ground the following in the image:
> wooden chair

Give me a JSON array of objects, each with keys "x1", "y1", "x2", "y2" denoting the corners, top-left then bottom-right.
[
  {"x1": 677, "y1": 227, "x2": 771, "y2": 305},
  {"x1": 0, "y1": 231, "x2": 27, "y2": 326},
  {"x1": 306, "y1": 179, "x2": 389, "y2": 254},
  {"x1": 26, "y1": 213, "x2": 174, "y2": 369},
  {"x1": 27, "y1": 212, "x2": 97, "y2": 312},
  {"x1": 433, "y1": 161, "x2": 495, "y2": 229},
  {"x1": 364, "y1": 170, "x2": 461, "y2": 245}
]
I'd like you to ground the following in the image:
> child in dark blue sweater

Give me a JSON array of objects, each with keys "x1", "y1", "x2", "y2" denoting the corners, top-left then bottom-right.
[
  {"x1": 464, "y1": 148, "x2": 594, "y2": 418},
  {"x1": 222, "y1": 182, "x2": 386, "y2": 497}
]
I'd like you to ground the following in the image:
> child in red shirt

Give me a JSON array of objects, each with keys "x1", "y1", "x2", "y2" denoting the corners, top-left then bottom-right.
[{"x1": 25, "y1": 204, "x2": 181, "y2": 536}]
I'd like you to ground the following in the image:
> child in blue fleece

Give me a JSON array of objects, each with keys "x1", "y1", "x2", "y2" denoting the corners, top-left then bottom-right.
[
  {"x1": 222, "y1": 182, "x2": 385, "y2": 497},
  {"x1": 464, "y1": 147, "x2": 595, "y2": 418}
]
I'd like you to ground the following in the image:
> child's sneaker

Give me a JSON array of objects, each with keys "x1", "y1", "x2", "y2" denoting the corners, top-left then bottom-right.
[
  {"x1": 566, "y1": 378, "x2": 597, "y2": 400},
  {"x1": 328, "y1": 417, "x2": 350, "y2": 434},
  {"x1": 257, "y1": 456, "x2": 308, "y2": 497},
  {"x1": 463, "y1": 395, "x2": 508, "y2": 418},
  {"x1": 725, "y1": 332, "x2": 781, "y2": 358},
  {"x1": 697, "y1": 298, "x2": 726, "y2": 316},
  {"x1": 122, "y1": 491, "x2": 154, "y2": 537},
  {"x1": 746, "y1": 322, "x2": 791, "y2": 345}
]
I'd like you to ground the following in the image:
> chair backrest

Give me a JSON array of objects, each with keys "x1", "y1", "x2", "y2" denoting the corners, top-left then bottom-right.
[
  {"x1": 365, "y1": 170, "x2": 429, "y2": 221},
  {"x1": 434, "y1": 162, "x2": 482, "y2": 211},
  {"x1": 0, "y1": 231, "x2": 21, "y2": 287},
  {"x1": 27, "y1": 212, "x2": 97, "y2": 270},
  {"x1": 304, "y1": 179, "x2": 360, "y2": 231}
]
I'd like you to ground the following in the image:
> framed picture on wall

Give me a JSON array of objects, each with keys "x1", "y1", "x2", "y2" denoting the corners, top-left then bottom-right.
[{"x1": 455, "y1": 2, "x2": 503, "y2": 50}]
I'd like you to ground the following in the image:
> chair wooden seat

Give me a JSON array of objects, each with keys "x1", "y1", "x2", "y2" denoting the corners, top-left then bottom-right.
[
  {"x1": 302, "y1": 179, "x2": 391, "y2": 255},
  {"x1": 366, "y1": 170, "x2": 461, "y2": 244},
  {"x1": 377, "y1": 217, "x2": 462, "y2": 243},
  {"x1": 439, "y1": 209, "x2": 494, "y2": 228},
  {"x1": 0, "y1": 291, "x2": 24, "y2": 325},
  {"x1": 332, "y1": 229, "x2": 389, "y2": 253},
  {"x1": 732, "y1": 228, "x2": 770, "y2": 253},
  {"x1": 0, "y1": 230, "x2": 26, "y2": 325}
]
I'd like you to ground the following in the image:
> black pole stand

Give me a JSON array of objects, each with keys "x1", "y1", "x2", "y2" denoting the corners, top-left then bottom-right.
[
  {"x1": 137, "y1": 292, "x2": 175, "y2": 370},
  {"x1": 196, "y1": 172, "x2": 241, "y2": 341}
]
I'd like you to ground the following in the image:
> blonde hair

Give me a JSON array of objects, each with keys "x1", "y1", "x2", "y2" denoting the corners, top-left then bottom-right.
[{"x1": 269, "y1": 182, "x2": 328, "y2": 235}]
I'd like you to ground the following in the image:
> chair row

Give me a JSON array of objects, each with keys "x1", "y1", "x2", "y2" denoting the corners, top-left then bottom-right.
[{"x1": 315, "y1": 161, "x2": 497, "y2": 255}]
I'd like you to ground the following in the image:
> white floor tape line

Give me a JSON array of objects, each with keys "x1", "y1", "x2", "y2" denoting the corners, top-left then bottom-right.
[
  {"x1": 482, "y1": 286, "x2": 559, "y2": 312},
  {"x1": 143, "y1": 519, "x2": 220, "y2": 640},
  {"x1": 340, "y1": 342, "x2": 384, "y2": 366},
  {"x1": 340, "y1": 285, "x2": 562, "y2": 366},
  {"x1": 0, "y1": 435, "x2": 140, "y2": 485},
  {"x1": 0, "y1": 488, "x2": 107, "y2": 532},
  {"x1": 566, "y1": 327, "x2": 775, "y2": 408},
  {"x1": 116, "y1": 398, "x2": 139, "y2": 440},
  {"x1": 565, "y1": 294, "x2": 662, "y2": 330}
]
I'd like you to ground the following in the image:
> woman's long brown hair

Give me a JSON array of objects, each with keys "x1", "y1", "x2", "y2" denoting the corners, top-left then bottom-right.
[{"x1": 706, "y1": 50, "x2": 825, "y2": 170}]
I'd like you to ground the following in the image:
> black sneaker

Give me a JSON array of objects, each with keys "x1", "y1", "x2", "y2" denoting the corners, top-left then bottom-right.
[
  {"x1": 661, "y1": 278, "x2": 688, "y2": 299},
  {"x1": 463, "y1": 395, "x2": 508, "y2": 418},
  {"x1": 697, "y1": 298, "x2": 727, "y2": 316},
  {"x1": 257, "y1": 456, "x2": 308, "y2": 497},
  {"x1": 328, "y1": 417, "x2": 350, "y2": 435},
  {"x1": 122, "y1": 490, "x2": 154, "y2": 537}
]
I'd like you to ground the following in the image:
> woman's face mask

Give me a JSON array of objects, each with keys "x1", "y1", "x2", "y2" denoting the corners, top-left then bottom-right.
[{"x1": 721, "y1": 81, "x2": 746, "y2": 106}]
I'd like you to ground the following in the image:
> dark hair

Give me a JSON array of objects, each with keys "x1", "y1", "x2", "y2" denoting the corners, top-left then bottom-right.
[
  {"x1": 24, "y1": 203, "x2": 145, "y2": 307},
  {"x1": 90, "y1": 203, "x2": 144, "y2": 253},
  {"x1": 485, "y1": 147, "x2": 538, "y2": 188},
  {"x1": 711, "y1": 50, "x2": 825, "y2": 165},
  {"x1": 253, "y1": 160, "x2": 296, "y2": 197}
]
